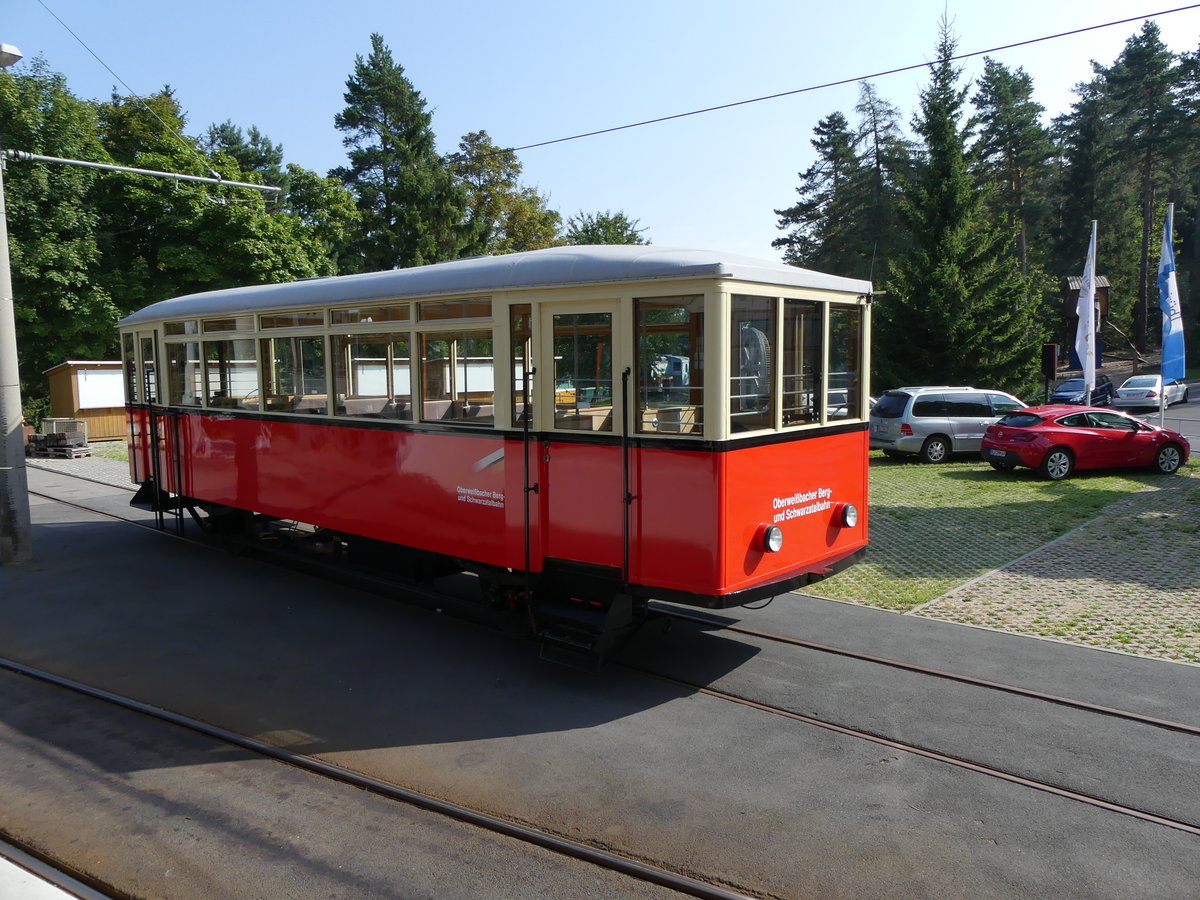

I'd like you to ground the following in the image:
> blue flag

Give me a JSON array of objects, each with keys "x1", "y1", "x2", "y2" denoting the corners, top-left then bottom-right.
[{"x1": 1158, "y1": 204, "x2": 1186, "y2": 383}]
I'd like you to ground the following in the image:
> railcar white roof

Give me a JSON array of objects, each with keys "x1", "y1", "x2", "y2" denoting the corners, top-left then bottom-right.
[{"x1": 119, "y1": 245, "x2": 872, "y2": 326}]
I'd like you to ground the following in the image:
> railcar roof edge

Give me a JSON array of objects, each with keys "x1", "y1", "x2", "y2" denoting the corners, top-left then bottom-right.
[{"x1": 118, "y1": 245, "x2": 873, "y2": 326}]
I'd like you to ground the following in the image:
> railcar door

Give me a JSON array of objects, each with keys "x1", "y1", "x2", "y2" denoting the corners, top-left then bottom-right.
[{"x1": 536, "y1": 303, "x2": 628, "y2": 572}]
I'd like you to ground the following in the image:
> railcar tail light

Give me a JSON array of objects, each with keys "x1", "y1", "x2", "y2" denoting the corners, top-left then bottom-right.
[
  {"x1": 761, "y1": 524, "x2": 784, "y2": 553},
  {"x1": 839, "y1": 503, "x2": 859, "y2": 528}
]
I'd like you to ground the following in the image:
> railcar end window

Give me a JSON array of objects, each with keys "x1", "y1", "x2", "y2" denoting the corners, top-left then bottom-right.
[
  {"x1": 261, "y1": 336, "x2": 328, "y2": 413},
  {"x1": 204, "y1": 339, "x2": 258, "y2": 409},
  {"x1": 730, "y1": 295, "x2": 775, "y2": 433},
  {"x1": 420, "y1": 331, "x2": 494, "y2": 425},
  {"x1": 636, "y1": 296, "x2": 703, "y2": 435},
  {"x1": 122, "y1": 334, "x2": 137, "y2": 403},
  {"x1": 166, "y1": 342, "x2": 203, "y2": 407},
  {"x1": 828, "y1": 305, "x2": 863, "y2": 420},
  {"x1": 139, "y1": 336, "x2": 158, "y2": 404},
  {"x1": 334, "y1": 333, "x2": 413, "y2": 419},
  {"x1": 782, "y1": 299, "x2": 822, "y2": 425}
]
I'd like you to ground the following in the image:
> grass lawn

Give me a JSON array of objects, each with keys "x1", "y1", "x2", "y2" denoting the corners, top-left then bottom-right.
[{"x1": 810, "y1": 450, "x2": 1200, "y2": 613}]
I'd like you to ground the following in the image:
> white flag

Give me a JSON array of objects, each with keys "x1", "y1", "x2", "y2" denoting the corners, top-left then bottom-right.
[{"x1": 1074, "y1": 221, "x2": 1097, "y2": 397}]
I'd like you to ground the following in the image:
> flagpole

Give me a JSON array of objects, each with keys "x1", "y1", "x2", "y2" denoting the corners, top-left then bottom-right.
[
  {"x1": 1158, "y1": 202, "x2": 1187, "y2": 427},
  {"x1": 1075, "y1": 221, "x2": 1098, "y2": 406}
]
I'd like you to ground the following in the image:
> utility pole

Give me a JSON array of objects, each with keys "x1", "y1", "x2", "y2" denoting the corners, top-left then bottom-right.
[{"x1": 0, "y1": 42, "x2": 32, "y2": 564}]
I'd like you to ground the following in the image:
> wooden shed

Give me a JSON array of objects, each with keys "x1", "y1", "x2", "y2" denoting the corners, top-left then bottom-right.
[{"x1": 44, "y1": 361, "x2": 126, "y2": 441}]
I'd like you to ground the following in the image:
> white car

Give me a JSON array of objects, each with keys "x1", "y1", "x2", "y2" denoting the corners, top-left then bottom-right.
[{"x1": 1113, "y1": 374, "x2": 1190, "y2": 409}]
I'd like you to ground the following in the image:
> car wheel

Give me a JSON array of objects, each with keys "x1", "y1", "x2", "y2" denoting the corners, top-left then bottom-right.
[
  {"x1": 1184, "y1": 387, "x2": 1190, "y2": 404},
  {"x1": 919, "y1": 435, "x2": 950, "y2": 464},
  {"x1": 988, "y1": 461, "x2": 1017, "y2": 472},
  {"x1": 1153, "y1": 443, "x2": 1183, "y2": 475},
  {"x1": 1040, "y1": 448, "x2": 1074, "y2": 481}
]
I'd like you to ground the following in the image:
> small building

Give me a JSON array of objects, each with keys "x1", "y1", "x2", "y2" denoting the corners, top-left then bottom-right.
[{"x1": 44, "y1": 361, "x2": 126, "y2": 441}]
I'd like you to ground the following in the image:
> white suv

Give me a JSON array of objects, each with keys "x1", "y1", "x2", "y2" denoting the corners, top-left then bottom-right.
[{"x1": 869, "y1": 386, "x2": 1026, "y2": 462}]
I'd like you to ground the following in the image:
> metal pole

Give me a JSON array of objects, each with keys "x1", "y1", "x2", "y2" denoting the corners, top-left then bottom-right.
[
  {"x1": 0, "y1": 139, "x2": 33, "y2": 564},
  {"x1": 1, "y1": 150, "x2": 281, "y2": 194}
]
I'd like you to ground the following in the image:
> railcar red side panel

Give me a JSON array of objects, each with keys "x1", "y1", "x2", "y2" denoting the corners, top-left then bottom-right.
[{"x1": 130, "y1": 409, "x2": 867, "y2": 603}]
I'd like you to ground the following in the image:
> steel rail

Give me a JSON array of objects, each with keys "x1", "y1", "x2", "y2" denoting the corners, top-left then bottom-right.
[
  {"x1": 0, "y1": 837, "x2": 121, "y2": 900},
  {"x1": 635, "y1": 667, "x2": 1200, "y2": 838},
  {"x1": 661, "y1": 607, "x2": 1200, "y2": 738}
]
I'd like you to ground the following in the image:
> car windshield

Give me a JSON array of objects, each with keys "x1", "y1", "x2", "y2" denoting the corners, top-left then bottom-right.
[
  {"x1": 1054, "y1": 380, "x2": 1084, "y2": 391},
  {"x1": 1123, "y1": 376, "x2": 1157, "y2": 387},
  {"x1": 871, "y1": 393, "x2": 910, "y2": 418},
  {"x1": 997, "y1": 412, "x2": 1043, "y2": 427}
]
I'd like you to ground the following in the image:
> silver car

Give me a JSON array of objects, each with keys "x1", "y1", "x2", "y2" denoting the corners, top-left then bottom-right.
[
  {"x1": 869, "y1": 386, "x2": 1026, "y2": 463},
  {"x1": 1113, "y1": 374, "x2": 1190, "y2": 409}
]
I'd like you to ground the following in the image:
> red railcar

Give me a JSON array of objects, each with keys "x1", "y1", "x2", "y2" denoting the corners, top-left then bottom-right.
[{"x1": 119, "y1": 246, "x2": 871, "y2": 652}]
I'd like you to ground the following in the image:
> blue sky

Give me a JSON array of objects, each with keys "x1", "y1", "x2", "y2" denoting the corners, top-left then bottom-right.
[{"x1": 6, "y1": 1, "x2": 1200, "y2": 261}]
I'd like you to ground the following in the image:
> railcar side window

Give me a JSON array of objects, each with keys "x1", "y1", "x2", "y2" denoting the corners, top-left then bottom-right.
[
  {"x1": 139, "y1": 337, "x2": 158, "y2": 404},
  {"x1": 166, "y1": 342, "x2": 203, "y2": 407},
  {"x1": 418, "y1": 298, "x2": 492, "y2": 321},
  {"x1": 510, "y1": 305, "x2": 533, "y2": 426},
  {"x1": 261, "y1": 336, "x2": 328, "y2": 413},
  {"x1": 420, "y1": 332, "x2": 494, "y2": 424},
  {"x1": 260, "y1": 310, "x2": 324, "y2": 329},
  {"x1": 333, "y1": 334, "x2": 413, "y2": 419},
  {"x1": 730, "y1": 295, "x2": 775, "y2": 432},
  {"x1": 636, "y1": 296, "x2": 703, "y2": 434},
  {"x1": 782, "y1": 299, "x2": 822, "y2": 424},
  {"x1": 552, "y1": 312, "x2": 613, "y2": 432},
  {"x1": 331, "y1": 304, "x2": 409, "y2": 325},
  {"x1": 204, "y1": 339, "x2": 258, "y2": 409},
  {"x1": 829, "y1": 305, "x2": 863, "y2": 420}
]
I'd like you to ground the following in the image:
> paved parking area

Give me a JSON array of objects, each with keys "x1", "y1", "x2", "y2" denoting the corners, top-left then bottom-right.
[{"x1": 917, "y1": 467, "x2": 1200, "y2": 664}]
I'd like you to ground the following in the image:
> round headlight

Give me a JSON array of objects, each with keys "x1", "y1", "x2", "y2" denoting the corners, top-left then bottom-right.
[
  {"x1": 763, "y1": 524, "x2": 784, "y2": 553},
  {"x1": 840, "y1": 503, "x2": 859, "y2": 528}
]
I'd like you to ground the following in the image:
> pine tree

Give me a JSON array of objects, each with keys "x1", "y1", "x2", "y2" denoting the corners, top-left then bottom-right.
[
  {"x1": 972, "y1": 59, "x2": 1055, "y2": 277},
  {"x1": 332, "y1": 34, "x2": 469, "y2": 271},
  {"x1": 878, "y1": 23, "x2": 1044, "y2": 393},
  {"x1": 446, "y1": 131, "x2": 561, "y2": 255}
]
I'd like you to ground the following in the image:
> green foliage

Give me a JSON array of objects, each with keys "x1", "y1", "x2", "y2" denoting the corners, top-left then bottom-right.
[
  {"x1": 563, "y1": 210, "x2": 648, "y2": 245},
  {"x1": 331, "y1": 33, "x2": 470, "y2": 270}
]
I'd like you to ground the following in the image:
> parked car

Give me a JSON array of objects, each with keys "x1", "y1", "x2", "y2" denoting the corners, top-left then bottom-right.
[
  {"x1": 1048, "y1": 374, "x2": 1114, "y2": 406},
  {"x1": 980, "y1": 405, "x2": 1190, "y2": 481},
  {"x1": 869, "y1": 386, "x2": 1026, "y2": 462},
  {"x1": 1113, "y1": 374, "x2": 1190, "y2": 409}
]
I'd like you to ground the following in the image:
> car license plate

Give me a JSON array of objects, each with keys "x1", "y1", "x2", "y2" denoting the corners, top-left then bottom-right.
[{"x1": 986, "y1": 448, "x2": 1006, "y2": 458}]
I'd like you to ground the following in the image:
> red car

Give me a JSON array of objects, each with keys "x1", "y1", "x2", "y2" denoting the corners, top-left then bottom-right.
[{"x1": 980, "y1": 405, "x2": 1191, "y2": 481}]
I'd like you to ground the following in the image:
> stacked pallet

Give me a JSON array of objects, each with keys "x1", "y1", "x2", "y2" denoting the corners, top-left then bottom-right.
[{"x1": 26, "y1": 430, "x2": 92, "y2": 458}]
